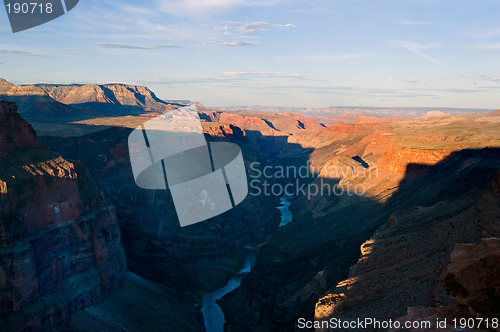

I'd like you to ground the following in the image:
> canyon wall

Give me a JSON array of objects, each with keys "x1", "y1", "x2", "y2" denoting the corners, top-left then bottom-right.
[{"x1": 0, "y1": 101, "x2": 126, "y2": 330}]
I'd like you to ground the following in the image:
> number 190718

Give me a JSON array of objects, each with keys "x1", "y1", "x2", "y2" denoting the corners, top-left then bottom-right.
[{"x1": 6, "y1": 2, "x2": 53, "y2": 14}]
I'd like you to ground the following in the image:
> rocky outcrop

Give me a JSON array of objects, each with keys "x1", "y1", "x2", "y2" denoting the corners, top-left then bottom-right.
[
  {"x1": 0, "y1": 101, "x2": 41, "y2": 158},
  {"x1": 0, "y1": 101, "x2": 126, "y2": 330},
  {"x1": 389, "y1": 237, "x2": 500, "y2": 332},
  {"x1": 202, "y1": 110, "x2": 323, "y2": 134},
  {"x1": 202, "y1": 123, "x2": 245, "y2": 138},
  {"x1": 441, "y1": 238, "x2": 500, "y2": 318}
]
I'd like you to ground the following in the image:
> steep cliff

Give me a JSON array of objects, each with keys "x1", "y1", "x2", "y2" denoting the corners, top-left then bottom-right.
[{"x1": 0, "y1": 100, "x2": 126, "y2": 330}]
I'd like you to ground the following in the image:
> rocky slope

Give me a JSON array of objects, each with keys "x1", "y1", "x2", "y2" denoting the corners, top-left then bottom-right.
[{"x1": 0, "y1": 100, "x2": 126, "y2": 330}]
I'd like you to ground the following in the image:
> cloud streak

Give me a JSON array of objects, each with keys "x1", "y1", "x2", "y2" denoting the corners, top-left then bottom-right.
[
  {"x1": 396, "y1": 41, "x2": 444, "y2": 67},
  {"x1": 208, "y1": 39, "x2": 259, "y2": 46},
  {"x1": 471, "y1": 42, "x2": 500, "y2": 50},
  {"x1": 140, "y1": 70, "x2": 326, "y2": 85},
  {"x1": 210, "y1": 20, "x2": 295, "y2": 46},
  {"x1": 97, "y1": 43, "x2": 184, "y2": 49},
  {"x1": 470, "y1": 29, "x2": 500, "y2": 38},
  {"x1": 397, "y1": 20, "x2": 434, "y2": 26},
  {"x1": 460, "y1": 74, "x2": 500, "y2": 83},
  {"x1": 222, "y1": 71, "x2": 307, "y2": 79},
  {"x1": 216, "y1": 21, "x2": 295, "y2": 35},
  {"x1": 0, "y1": 49, "x2": 44, "y2": 56},
  {"x1": 158, "y1": 0, "x2": 284, "y2": 15}
]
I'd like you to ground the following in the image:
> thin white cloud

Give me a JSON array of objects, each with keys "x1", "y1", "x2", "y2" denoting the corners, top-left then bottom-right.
[
  {"x1": 284, "y1": 53, "x2": 364, "y2": 64},
  {"x1": 158, "y1": 0, "x2": 283, "y2": 15},
  {"x1": 389, "y1": 77, "x2": 420, "y2": 84},
  {"x1": 470, "y1": 29, "x2": 500, "y2": 38},
  {"x1": 97, "y1": 43, "x2": 183, "y2": 49},
  {"x1": 222, "y1": 71, "x2": 304, "y2": 79},
  {"x1": 239, "y1": 21, "x2": 270, "y2": 34},
  {"x1": 395, "y1": 40, "x2": 444, "y2": 67},
  {"x1": 208, "y1": 39, "x2": 259, "y2": 46},
  {"x1": 471, "y1": 42, "x2": 500, "y2": 50},
  {"x1": 273, "y1": 23, "x2": 296, "y2": 28},
  {"x1": 120, "y1": 4, "x2": 156, "y2": 15},
  {"x1": 221, "y1": 71, "x2": 328, "y2": 82},
  {"x1": 0, "y1": 49, "x2": 45, "y2": 56},
  {"x1": 140, "y1": 70, "x2": 326, "y2": 85},
  {"x1": 397, "y1": 20, "x2": 434, "y2": 26},
  {"x1": 210, "y1": 20, "x2": 295, "y2": 46},
  {"x1": 214, "y1": 21, "x2": 295, "y2": 35},
  {"x1": 460, "y1": 74, "x2": 500, "y2": 83}
]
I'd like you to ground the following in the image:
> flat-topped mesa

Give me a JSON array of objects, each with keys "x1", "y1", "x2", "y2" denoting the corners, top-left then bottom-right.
[
  {"x1": 0, "y1": 100, "x2": 41, "y2": 158},
  {"x1": 36, "y1": 83, "x2": 174, "y2": 112},
  {"x1": 0, "y1": 78, "x2": 187, "y2": 120},
  {"x1": 0, "y1": 79, "x2": 78, "y2": 120}
]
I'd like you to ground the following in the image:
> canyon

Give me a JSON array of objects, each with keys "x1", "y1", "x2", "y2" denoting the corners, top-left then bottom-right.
[{"x1": 0, "y1": 78, "x2": 499, "y2": 331}]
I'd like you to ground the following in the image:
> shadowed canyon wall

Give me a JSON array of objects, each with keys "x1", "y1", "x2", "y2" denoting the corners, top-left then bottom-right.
[{"x1": 0, "y1": 101, "x2": 126, "y2": 330}]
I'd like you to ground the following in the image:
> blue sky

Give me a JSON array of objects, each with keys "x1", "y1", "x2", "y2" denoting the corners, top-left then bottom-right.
[{"x1": 1, "y1": 0, "x2": 500, "y2": 108}]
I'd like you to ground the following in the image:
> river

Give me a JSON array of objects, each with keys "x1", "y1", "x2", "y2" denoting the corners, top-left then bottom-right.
[
  {"x1": 201, "y1": 194, "x2": 293, "y2": 332},
  {"x1": 277, "y1": 194, "x2": 293, "y2": 227}
]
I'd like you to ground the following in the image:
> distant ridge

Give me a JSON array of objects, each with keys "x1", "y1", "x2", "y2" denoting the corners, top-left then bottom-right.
[
  {"x1": 217, "y1": 105, "x2": 496, "y2": 125},
  {"x1": 0, "y1": 78, "x2": 87, "y2": 120},
  {"x1": 0, "y1": 78, "x2": 189, "y2": 121},
  {"x1": 36, "y1": 83, "x2": 189, "y2": 114}
]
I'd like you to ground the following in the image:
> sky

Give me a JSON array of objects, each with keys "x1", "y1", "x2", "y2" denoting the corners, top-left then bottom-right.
[{"x1": 1, "y1": 0, "x2": 500, "y2": 108}]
